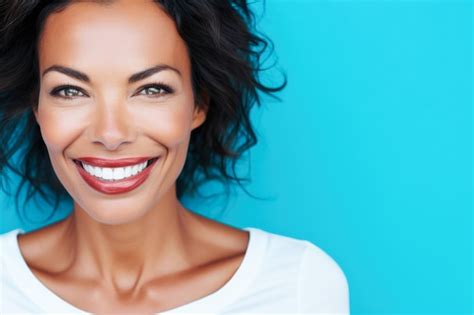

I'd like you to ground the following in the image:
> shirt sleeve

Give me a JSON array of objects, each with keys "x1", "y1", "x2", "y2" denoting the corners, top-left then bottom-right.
[{"x1": 297, "y1": 241, "x2": 350, "y2": 314}]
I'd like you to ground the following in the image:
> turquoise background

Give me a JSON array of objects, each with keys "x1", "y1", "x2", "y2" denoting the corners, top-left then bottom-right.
[{"x1": 1, "y1": 0, "x2": 471, "y2": 314}]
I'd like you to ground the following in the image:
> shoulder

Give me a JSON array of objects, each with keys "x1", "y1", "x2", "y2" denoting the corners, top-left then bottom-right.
[
  {"x1": 0, "y1": 229, "x2": 45, "y2": 312},
  {"x1": 0, "y1": 228, "x2": 24, "y2": 274},
  {"x1": 299, "y1": 240, "x2": 349, "y2": 285},
  {"x1": 0, "y1": 228, "x2": 23, "y2": 258},
  {"x1": 0, "y1": 227, "x2": 47, "y2": 277},
  {"x1": 297, "y1": 240, "x2": 350, "y2": 313},
  {"x1": 254, "y1": 227, "x2": 346, "y2": 272},
  {"x1": 251, "y1": 228, "x2": 348, "y2": 281},
  {"x1": 254, "y1": 228, "x2": 350, "y2": 313},
  {"x1": 0, "y1": 228, "x2": 22, "y2": 240},
  {"x1": 0, "y1": 229, "x2": 24, "y2": 289}
]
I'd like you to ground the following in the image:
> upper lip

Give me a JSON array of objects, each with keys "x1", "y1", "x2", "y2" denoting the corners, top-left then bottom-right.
[{"x1": 74, "y1": 156, "x2": 157, "y2": 167}]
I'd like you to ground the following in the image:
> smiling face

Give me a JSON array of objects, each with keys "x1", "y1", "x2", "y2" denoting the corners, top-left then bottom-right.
[{"x1": 35, "y1": 0, "x2": 206, "y2": 224}]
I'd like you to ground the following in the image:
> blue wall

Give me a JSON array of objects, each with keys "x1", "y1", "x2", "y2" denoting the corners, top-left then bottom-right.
[{"x1": 1, "y1": 0, "x2": 471, "y2": 314}]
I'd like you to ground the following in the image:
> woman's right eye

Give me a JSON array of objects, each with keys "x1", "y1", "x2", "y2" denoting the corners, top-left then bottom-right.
[{"x1": 50, "y1": 85, "x2": 87, "y2": 99}]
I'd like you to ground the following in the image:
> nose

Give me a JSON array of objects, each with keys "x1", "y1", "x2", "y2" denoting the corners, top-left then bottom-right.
[{"x1": 88, "y1": 100, "x2": 136, "y2": 151}]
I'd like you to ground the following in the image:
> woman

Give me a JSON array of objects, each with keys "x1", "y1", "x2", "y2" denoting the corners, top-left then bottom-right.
[{"x1": 0, "y1": 0, "x2": 350, "y2": 313}]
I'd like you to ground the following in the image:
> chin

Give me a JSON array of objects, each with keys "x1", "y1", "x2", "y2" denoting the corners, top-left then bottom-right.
[{"x1": 76, "y1": 199, "x2": 153, "y2": 226}]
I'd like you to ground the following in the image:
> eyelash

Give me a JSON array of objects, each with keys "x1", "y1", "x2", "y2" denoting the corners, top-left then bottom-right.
[{"x1": 49, "y1": 82, "x2": 174, "y2": 100}]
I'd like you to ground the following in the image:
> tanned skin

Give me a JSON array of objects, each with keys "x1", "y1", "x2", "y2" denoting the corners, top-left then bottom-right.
[{"x1": 19, "y1": 0, "x2": 250, "y2": 313}]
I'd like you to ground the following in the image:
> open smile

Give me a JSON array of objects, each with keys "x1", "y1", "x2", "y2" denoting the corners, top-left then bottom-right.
[{"x1": 73, "y1": 157, "x2": 160, "y2": 195}]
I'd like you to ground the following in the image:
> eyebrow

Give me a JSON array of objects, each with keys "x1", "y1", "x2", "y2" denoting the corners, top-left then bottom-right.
[{"x1": 41, "y1": 64, "x2": 181, "y2": 84}]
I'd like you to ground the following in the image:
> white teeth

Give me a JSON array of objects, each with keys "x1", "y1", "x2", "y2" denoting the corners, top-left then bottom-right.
[
  {"x1": 102, "y1": 168, "x2": 113, "y2": 180},
  {"x1": 132, "y1": 165, "x2": 139, "y2": 176},
  {"x1": 81, "y1": 161, "x2": 149, "y2": 181},
  {"x1": 124, "y1": 166, "x2": 132, "y2": 177},
  {"x1": 94, "y1": 166, "x2": 102, "y2": 177},
  {"x1": 113, "y1": 167, "x2": 124, "y2": 180}
]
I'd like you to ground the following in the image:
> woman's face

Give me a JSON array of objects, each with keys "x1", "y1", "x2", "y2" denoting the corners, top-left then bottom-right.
[{"x1": 35, "y1": 0, "x2": 206, "y2": 224}]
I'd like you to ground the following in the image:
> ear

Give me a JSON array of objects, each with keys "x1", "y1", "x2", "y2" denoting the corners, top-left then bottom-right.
[
  {"x1": 191, "y1": 105, "x2": 207, "y2": 131},
  {"x1": 191, "y1": 92, "x2": 209, "y2": 131}
]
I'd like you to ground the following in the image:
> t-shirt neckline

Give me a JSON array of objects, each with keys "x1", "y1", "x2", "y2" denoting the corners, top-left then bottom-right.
[{"x1": 6, "y1": 226, "x2": 266, "y2": 313}]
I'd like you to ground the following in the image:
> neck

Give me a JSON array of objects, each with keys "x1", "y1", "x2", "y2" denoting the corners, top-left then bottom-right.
[{"x1": 58, "y1": 192, "x2": 195, "y2": 296}]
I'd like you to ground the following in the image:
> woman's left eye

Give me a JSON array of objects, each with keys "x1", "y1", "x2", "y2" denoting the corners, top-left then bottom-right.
[{"x1": 137, "y1": 83, "x2": 174, "y2": 97}]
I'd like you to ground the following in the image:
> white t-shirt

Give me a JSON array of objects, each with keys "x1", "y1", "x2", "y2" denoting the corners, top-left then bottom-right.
[{"x1": 1, "y1": 227, "x2": 350, "y2": 314}]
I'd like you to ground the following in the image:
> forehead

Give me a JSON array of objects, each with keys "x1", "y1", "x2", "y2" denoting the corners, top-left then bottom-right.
[{"x1": 38, "y1": 0, "x2": 189, "y2": 78}]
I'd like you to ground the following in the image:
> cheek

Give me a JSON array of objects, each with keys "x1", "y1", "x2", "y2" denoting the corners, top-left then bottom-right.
[
  {"x1": 36, "y1": 106, "x2": 86, "y2": 154},
  {"x1": 134, "y1": 103, "x2": 194, "y2": 148}
]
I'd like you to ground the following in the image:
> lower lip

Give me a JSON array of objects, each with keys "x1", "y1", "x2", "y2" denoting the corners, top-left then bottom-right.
[{"x1": 74, "y1": 158, "x2": 159, "y2": 195}]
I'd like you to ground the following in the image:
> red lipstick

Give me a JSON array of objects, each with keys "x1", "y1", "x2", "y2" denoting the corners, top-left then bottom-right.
[{"x1": 73, "y1": 157, "x2": 159, "y2": 195}]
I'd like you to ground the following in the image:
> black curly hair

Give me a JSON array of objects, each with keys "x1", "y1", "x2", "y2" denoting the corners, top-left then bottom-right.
[{"x1": 0, "y1": 0, "x2": 286, "y2": 224}]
